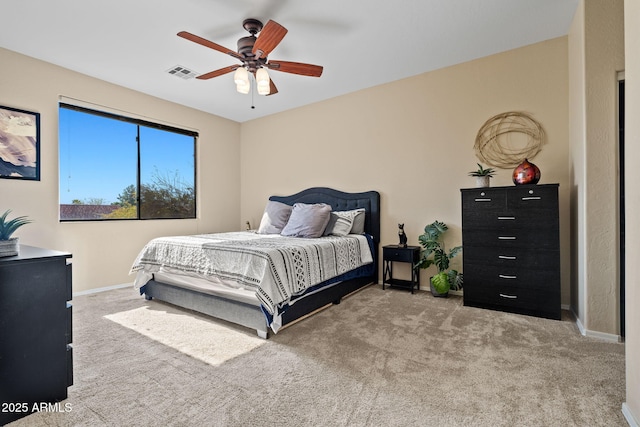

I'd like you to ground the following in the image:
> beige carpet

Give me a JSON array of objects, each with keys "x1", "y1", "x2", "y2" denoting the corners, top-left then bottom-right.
[{"x1": 9, "y1": 285, "x2": 626, "y2": 426}]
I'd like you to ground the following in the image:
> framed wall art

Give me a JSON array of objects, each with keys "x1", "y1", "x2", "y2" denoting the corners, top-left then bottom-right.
[{"x1": 0, "y1": 105, "x2": 41, "y2": 180}]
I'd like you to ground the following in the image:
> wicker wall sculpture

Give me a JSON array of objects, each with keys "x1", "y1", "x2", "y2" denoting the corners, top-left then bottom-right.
[{"x1": 474, "y1": 111, "x2": 545, "y2": 168}]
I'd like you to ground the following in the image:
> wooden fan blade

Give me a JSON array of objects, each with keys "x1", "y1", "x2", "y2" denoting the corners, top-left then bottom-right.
[
  {"x1": 252, "y1": 20, "x2": 288, "y2": 59},
  {"x1": 267, "y1": 78, "x2": 278, "y2": 96},
  {"x1": 178, "y1": 31, "x2": 243, "y2": 61},
  {"x1": 196, "y1": 65, "x2": 240, "y2": 80},
  {"x1": 266, "y1": 60, "x2": 323, "y2": 77}
]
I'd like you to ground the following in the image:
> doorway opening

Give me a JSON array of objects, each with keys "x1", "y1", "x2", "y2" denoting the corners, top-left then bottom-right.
[{"x1": 618, "y1": 75, "x2": 625, "y2": 339}]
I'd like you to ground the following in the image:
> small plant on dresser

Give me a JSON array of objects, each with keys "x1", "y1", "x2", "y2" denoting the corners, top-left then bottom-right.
[
  {"x1": 0, "y1": 210, "x2": 32, "y2": 257},
  {"x1": 415, "y1": 220, "x2": 463, "y2": 297},
  {"x1": 468, "y1": 163, "x2": 496, "y2": 188}
]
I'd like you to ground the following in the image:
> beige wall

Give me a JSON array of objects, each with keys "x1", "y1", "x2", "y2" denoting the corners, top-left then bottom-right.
[
  {"x1": 241, "y1": 37, "x2": 571, "y2": 301},
  {"x1": 625, "y1": 0, "x2": 640, "y2": 423},
  {"x1": 568, "y1": 0, "x2": 625, "y2": 338},
  {"x1": 584, "y1": 0, "x2": 625, "y2": 336},
  {"x1": 0, "y1": 47, "x2": 241, "y2": 292}
]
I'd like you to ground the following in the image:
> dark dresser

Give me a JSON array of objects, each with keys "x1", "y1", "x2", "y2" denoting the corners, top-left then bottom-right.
[
  {"x1": 0, "y1": 245, "x2": 73, "y2": 425},
  {"x1": 460, "y1": 184, "x2": 560, "y2": 320}
]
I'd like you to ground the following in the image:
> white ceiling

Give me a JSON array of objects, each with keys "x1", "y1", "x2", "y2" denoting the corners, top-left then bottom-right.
[{"x1": 0, "y1": 0, "x2": 578, "y2": 123}]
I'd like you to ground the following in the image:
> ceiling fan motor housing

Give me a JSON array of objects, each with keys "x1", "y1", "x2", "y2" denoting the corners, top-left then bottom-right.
[
  {"x1": 237, "y1": 32, "x2": 267, "y2": 72},
  {"x1": 238, "y1": 19, "x2": 266, "y2": 72},
  {"x1": 242, "y1": 18, "x2": 263, "y2": 35},
  {"x1": 237, "y1": 36, "x2": 257, "y2": 57}
]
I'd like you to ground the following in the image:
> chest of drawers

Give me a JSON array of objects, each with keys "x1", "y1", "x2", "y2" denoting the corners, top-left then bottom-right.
[
  {"x1": 0, "y1": 246, "x2": 73, "y2": 425},
  {"x1": 460, "y1": 184, "x2": 560, "y2": 320}
]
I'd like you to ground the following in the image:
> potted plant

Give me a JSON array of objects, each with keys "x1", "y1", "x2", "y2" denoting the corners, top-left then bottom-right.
[
  {"x1": 0, "y1": 210, "x2": 32, "y2": 257},
  {"x1": 415, "y1": 220, "x2": 463, "y2": 297},
  {"x1": 468, "y1": 163, "x2": 496, "y2": 188}
]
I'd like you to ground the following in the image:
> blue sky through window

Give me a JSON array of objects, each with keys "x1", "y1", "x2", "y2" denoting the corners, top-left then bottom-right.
[{"x1": 59, "y1": 108, "x2": 195, "y2": 206}]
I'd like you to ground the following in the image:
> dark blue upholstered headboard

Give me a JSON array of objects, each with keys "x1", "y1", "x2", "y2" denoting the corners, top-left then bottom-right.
[{"x1": 269, "y1": 187, "x2": 381, "y2": 245}]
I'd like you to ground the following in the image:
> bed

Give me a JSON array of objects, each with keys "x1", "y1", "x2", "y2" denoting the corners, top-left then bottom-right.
[{"x1": 131, "y1": 187, "x2": 380, "y2": 338}]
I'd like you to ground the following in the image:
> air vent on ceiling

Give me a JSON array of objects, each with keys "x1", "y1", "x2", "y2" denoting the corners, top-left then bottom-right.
[{"x1": 166, "y1": 65, "x2": 198, "y2": 80}]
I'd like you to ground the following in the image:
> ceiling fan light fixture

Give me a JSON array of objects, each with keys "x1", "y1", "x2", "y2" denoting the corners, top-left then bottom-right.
[
  {"x1": 256, "y1": 68, "x2": 270, "y2": 95},
  {"x1": 233, "y1": 67, "x2": 249, "y2": 85},
  {"x1": 256, "y1": 68, "x2": 270, "y2": 86},
  {"x1": 236, "y1": 80, "x2": 250, "y2": 94}
]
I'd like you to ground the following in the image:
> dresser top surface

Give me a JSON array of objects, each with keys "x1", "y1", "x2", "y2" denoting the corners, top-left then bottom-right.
[
  {"x1": 0, "y1": 245, "x2": 72, "y2": 264},
  {"x1": 460, "y1": 183, "x2": 559, "y2": 192}
]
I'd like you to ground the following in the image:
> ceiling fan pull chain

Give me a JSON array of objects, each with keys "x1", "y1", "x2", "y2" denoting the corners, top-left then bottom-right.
[{"x1": 251, "y1": 78, "x2": 256, "y2": 109}]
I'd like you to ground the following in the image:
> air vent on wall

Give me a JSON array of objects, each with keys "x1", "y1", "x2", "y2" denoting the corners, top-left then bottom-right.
[{"x1": 166, "y1": 65, "x2": 198, "y2": 80}]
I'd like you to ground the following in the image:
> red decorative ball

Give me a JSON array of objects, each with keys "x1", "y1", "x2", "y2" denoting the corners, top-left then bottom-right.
[{"x1": 513, "y1": 159, "x2": 541, "y2": 185}]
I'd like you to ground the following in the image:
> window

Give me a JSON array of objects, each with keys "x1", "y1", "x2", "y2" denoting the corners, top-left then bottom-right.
[{"x1": 59, "y1": 103, "x2": 197, "y2": 221}]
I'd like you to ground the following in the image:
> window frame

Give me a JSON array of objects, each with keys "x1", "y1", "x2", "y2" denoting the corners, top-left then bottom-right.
[{"x1": 59, "y1": 103, "x2": 198, "y2": 222}]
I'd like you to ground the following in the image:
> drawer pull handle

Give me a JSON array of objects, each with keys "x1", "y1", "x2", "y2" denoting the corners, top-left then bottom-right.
[
  {"x1": 474, "y1": 198, "x2": 492, "y2": 202},
  {"x1": 521, "y1": 196, "x2": 541, "y2": 201},
  {"x1": 498, "y1": 255, "x2": 516, "y2": 260},
  {"x1": 499, "y1": 274, "x2": 517, "y2": 279},
  {"x1": 498, "y1": 236, "x2": 516, "y2": 240},
  {"x1": 499, "y1": 293, "x2": 518, "y2": 299},
  {"x1": 498, "y1": 216, "x2": 515, "y2": 220}
]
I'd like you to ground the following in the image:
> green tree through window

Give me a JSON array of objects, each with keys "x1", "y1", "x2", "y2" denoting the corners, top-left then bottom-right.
[{"x1": 59, "y1": 103, "x2": 197, "y2": 221}]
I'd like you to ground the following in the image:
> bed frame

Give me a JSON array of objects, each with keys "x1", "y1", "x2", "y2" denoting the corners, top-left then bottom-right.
[{"x1": 141, "y1": 187, "x2": 380, "y2": 338}]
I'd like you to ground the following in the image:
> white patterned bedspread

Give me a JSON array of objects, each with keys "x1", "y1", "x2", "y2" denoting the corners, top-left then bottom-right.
[{"x1": 130, "y1": 231, "x2": 373, "y2": 315}]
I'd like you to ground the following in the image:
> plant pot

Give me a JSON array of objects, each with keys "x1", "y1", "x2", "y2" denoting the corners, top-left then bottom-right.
[
  {"x1": 0, "y1": 237, "x2": 19, "y2": 257},
  {"x1": 475, "y1": 176, "x2": 490, "y2": 188},
  {"x1": 429, "y1": 277, "x2": 449, "y2": 298}
]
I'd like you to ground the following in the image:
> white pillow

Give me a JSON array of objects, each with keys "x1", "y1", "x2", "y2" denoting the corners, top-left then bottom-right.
[
  {"x1": 324, "y1": 208, "x2": 366, "y2": 236},
  {"x1": 257, "y1": 201, "x2": 293, "y2": 234},
  {"x1": 280, "y1": 203, "x2": 332, "y2": 238}
]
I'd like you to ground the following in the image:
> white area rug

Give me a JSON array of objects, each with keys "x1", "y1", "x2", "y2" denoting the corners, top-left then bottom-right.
[{"x1": 104, "y1": 305, "x2": 265, "y2": 366}]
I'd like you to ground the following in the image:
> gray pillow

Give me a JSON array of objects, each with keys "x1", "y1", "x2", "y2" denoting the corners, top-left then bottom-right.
[
  {"x1": 350, "y1": 209, "x2": 366, "y2": 234},
  {"x1": 280, "y1": 203, "x2": 332, "y2": 238},
  {"x1": 257, "y1": 201, "x2": 293, "y2": 234},
  {"x1": 324, "y1": 208, "x2": 366, "y2": 236}
]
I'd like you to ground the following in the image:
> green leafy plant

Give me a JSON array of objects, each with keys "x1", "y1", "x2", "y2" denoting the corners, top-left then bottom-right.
[
  {"x1": 416, "y1": 220, "x2": 463, "y2": 294},
  {"x1": 0, "y1": 210, "x2": 32, "y2": 240},
  {"x1": 468, "y1": 163, "x2": 496, "y2": 177}
]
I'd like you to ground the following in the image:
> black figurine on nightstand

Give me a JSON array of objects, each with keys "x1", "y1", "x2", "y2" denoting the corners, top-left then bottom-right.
[{"x1": 398, "y1": 223, "x2": 407, "y2": 247}]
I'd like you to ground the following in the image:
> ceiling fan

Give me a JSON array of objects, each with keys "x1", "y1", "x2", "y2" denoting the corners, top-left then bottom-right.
[{"x1": 178, "y1": 19, "x2": 323, "y2": 96}]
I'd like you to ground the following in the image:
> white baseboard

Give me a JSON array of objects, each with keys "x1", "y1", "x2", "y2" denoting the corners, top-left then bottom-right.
[
  {"x1": 573, "y1": 311, "x2": 586, "y2": 335},
  {"x1": 623, "y1": 403, "x2": 639, "y2": 427},
  {"x1": 584, "y1": 328, "x2": 622, "y2": 342},
  {"x1": 571, "y1": 308, "x2": 622, "y2": 343},
  {"x1": 73, "y1": 282, "x2": 132, "y2": 297}
]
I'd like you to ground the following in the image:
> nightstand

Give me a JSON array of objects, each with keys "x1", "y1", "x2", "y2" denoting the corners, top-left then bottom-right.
[{"x1": 382, "y1": 245, "x2": 421, "y2": 293}]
